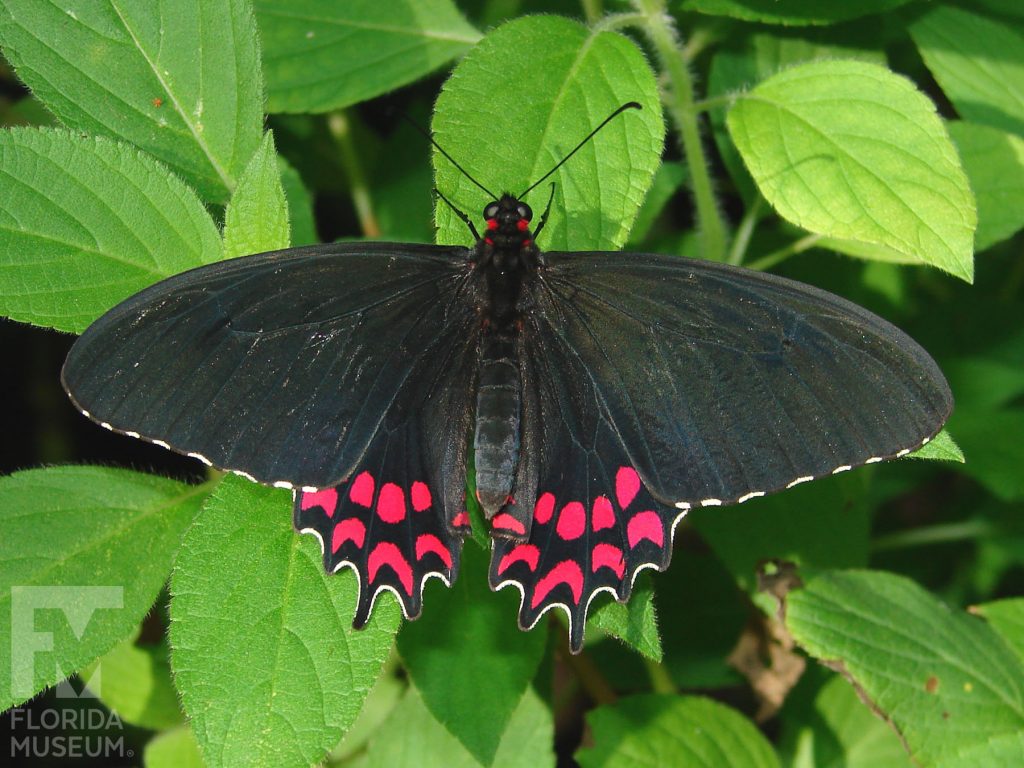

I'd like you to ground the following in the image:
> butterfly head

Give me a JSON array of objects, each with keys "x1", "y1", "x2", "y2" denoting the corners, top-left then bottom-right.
[{"x1": 478, "y1": 194, "x2": 540, "y2": 274}]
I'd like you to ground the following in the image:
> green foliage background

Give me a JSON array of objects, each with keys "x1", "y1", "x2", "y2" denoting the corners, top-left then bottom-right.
[{"x1": 1, "y1": 1, "x2": 1022, "y2": 766}]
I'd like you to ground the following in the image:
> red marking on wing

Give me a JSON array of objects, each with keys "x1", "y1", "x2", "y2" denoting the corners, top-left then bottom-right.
[
  {"x1": 415, "y1": 534, "x2": 452, "y2": 569},
  {"x1": 616, "y1": 466, "x2": 640, "y2": 510},
  {"x1": 301, "y1": 488, "x2": 338, "y2": 516},
  {"x1": 627, "y1": 511, "x2": 664, "y2": 548},
  {"x1": 411, "y1": 481, "x2": 432, "y2": 512},
  {"x1": 332, "y1": 518, "x2": 366, "y2": 552},
  {"x1": 591, "y1": 495, "x2": 615, "y2": 532},
  {"x1": 531, "y1": 560, "x2": 584, "y2": 608},
  {"x1": 592, "y1": 543, "x2": 625, "y2": 578},
  {"x1": 376, "y1": 482, "x2": 406, "y2": 523},
  {"x1": 349, "y1": 471, "x2": 375, "y2": 508},
  {"x1": 497, "y1": 544, "x2": 540, "y2": 575},
  {"x1": 368, "y1": 542, "x2": 414, "y2": 595},
  {"x1": 534, "y1": 492, "x2": 555, "y2": 525},
  {"x1": 492, "y1": 512, "x2": 526, "y2": 535},
  {"x1": 452, "y1": 511, "x2": 471, "y2": 528},
  {"x1": 556, "y1": 501, "x2": 586, "y2": 541}
]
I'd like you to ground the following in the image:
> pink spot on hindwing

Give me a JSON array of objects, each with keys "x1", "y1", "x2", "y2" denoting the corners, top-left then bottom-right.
[
  {"x1": 368, "y1": 542, "x2": 413, "y2": 595},
  {"x1": 414, "y1": 534, "x2": 452, "y2": 569},
  {"x1": 591, "y1": 496, "x2": 615, "y2": 532},
  {"x1": 592, "y1": 543, "x2": 625, "y2": 578},
  {"x1": 556, "y1": 501, "x2": 586, "y2": 540},
  {"x1": 452, "y1": 511, "x2": 470, "y2": 529},
  {"x1": 376, "y1": 482, "x2": 406, "y2": 523},
  {"x1": 627, "y1": 511, "x2": 664, "y2": 548},
  {"x1": 498, "y1": 544, "x2": 540, "y2": 574},
  {"x1": 616, "y1": 466, "x2": 640, "y2": 510},
  {"x1": 331, "y1": 518, "x2": 366, "y2": 552},
  {"x1": 492, "y1": 513, "x2": 526, "y2": 535},
  {"x1": 301, "y1": 488, "x2": 338, "y2": 516},
  {"x1": 534, "y1": 492, "x2": 555, "y2": 525},
  {"x1": 531, "y1": 560, "x2": 584, "y2": 607},
  {"x1": 349, "y1": 471, "x2": 375, "y2": 507},
  {"x1": 411, "y1": 481, "x2": 432, "y2": 512}
]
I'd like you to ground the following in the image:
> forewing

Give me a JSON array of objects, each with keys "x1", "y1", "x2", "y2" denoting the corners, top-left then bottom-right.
[
  {"x1": 534, "y1": 251, "x2": 953, "y2": 509},
  {"x1": 62, "y1": 242, "x2": 476, "y2": 489}
]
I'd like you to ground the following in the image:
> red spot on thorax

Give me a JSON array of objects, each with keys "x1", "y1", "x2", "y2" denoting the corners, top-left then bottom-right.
[
  {"x1": 414, "y1": 534, "x2": 452, "y2": 569},
  {"x1": 591, "y1": 496, "x2": 615, "y2": 532},
  {"x1": 616, "y1": 466, "x2": 641, "y2": 510},
  {"x1": 591, "y1": 543, "x2": 625, "y2": 579},
  {"x1": 492, "y1": 513, "x2": 526, "y2": 536},
  {"x1": 349, "y1": 471, "x2": 375, "y2": 507},
  {"x1": 627, "y1": 511, "x2": 663, "y2": 548},
  {"x1": 368, "y1": 542, "x2": 414, "y2": 594},
  {"x1": 534, "y1": 492, "x2": 555, "y2": 525},
  {"x1": 484, "y1": 237, "x2": 494, "y2": 245},
  {"x1": 522, "y1": 239, "x2": 532, "y2": 247},
  {"x1": 516, "y1": 219, "x2": 529, "y2": 231},
  {"x1": 498, "y1": 544, "x2": 540, "y2": 574},
  {"x1": 531, "y1": 560, "x2": 584, "y2": 607},
  {"x1": 301, "y1": 487, "x2": 338, "y2": 516},
  {"x1": 486, "y1": 219, "x2": 498, "y2": 230},
  {"x1": 411, "y1": 481, "x2": 432, "y2": 512},
  {"x1": 376, "y1": 482, "x2": 406, "y2": 523},
  {"x1": 332, "y1": 518, "x2": 366, "y2": 551},
  {"x1": 556, "y1": 501, "x2": 586, "y2": 541}
]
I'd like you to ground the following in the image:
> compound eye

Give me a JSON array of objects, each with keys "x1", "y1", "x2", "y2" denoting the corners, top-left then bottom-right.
[
  {"x1": 517, "y1": 203, "x2": 533, "y2": 221},
  {"x1": 484, "y1": 203, "x2": 499, "y2": 219}
]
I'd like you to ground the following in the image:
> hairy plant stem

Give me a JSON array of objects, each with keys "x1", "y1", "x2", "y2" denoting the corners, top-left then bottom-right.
[
  {"x1": 746, "y1": 233, "x2": 823, "y2": 272},
  {"x1": 633, "y1": 0, "x2": 728, "y2": 262},
  {"x1": 580, "y1": 0, "x2": 604, "y2": 25},
  {"x1": 727, "y1": 195, "x2": 763, "y2": 266},
  {"x1": 644, "y1": 658, "x2": 679, "y2": 694},
  {"x1": 328, "y1": 111, "x2": 381, "y2": 238},
  {"x1": 562, "y1": 645, "x2": 618, "y2": 705}
]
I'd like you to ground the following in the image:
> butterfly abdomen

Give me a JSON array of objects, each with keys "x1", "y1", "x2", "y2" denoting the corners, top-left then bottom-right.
[{"x1": 474, "y1": 330, "x2": 520, "y2": 517}]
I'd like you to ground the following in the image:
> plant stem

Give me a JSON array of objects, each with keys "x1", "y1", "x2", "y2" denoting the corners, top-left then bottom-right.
[
  {"x1": 580, "y1": 0, "x2": 603, "y2": 25},
  {"x1": 328, "y1": 111, "x2": 381, "y2": 238},
  {"x1": 727, "y1": 195, "x2": 763, "y2": 266},
  {"x1": 872, "y1": 520, "x2": 995, "y2": 552},
  {"x1": 633, "y1": 0, "x2": 728, "y2": 262},
  {"x1": 644, "y1": 658, "x2": 678, "y2": 694},
  {"x1": 562, "y1": 646, "x2": 618, "y2": 705},
  {"x1": 746, "y1": 233, "x2": 822, "y2": 272}
]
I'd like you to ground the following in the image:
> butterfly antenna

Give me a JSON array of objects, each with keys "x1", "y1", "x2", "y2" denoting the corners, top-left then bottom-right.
[
  {"x1": 401, "y1": 114, "x2": 497, "y2": 200},
  {"x1": 518, "y1": 102, "x2": 642, "y2": 198}
]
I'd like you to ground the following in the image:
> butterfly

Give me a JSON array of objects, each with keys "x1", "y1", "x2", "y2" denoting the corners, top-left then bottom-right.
[{"x1": 61, "y1": 104, "x2": 952, "y2": 652}]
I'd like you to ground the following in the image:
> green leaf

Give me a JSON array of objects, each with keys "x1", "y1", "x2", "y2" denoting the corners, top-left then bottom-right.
[
  {"x1": 279, "y1": 158, "x2": 318, "y2": 246},
  {"x1": 255, "y1": 0, "x2": 480, "y2": 113},
  {"x1": 948, "y1": 121, "x2": 1024, "y2": 252},
  {"x1": 81, "y1": 633, "x2": 183, "y2": 730},
  {"x1": 949, "y1": 408, "x2": 1024, "y2": 501},
  {"x1": 170, "y1": 476, "x2": 400, "y2": 768},
  {"x1": 576, "y1": 694, "x2": 781, "y2": 768},
  {"x1": 942, "y1": 732, "x2": 1024, "y2": 768},
  {"x1": 332, "y1": 667, "x2": 405, "y2": 762},
  {"x1": 727, "y1": 59, "x2": 976, "y2": 282},
  {"x1": 398, "y1": 544, "x2": 546, "y2": 765},
  {"x1": 433, "y1": 16, "x2": 664, "y2": 251},
  {"x1": 0, "y1": 466, "x2": 206, "y2": 710},
  {"x1": 0, "y1": 0, "x2": 264, "y2": 202},
  {"x1": 692, "y1": 474, "x2": 870, "y2": 593},
  {"x1": 679, "y1": 0, "x2": 915, "y2": 26},
  {"x1": 785, "y1": 570, "x2": 1024, "y2": 766},
  {"x1": 781, "y1": 675, "x2": 908, "y2": 768},
  {"x1": 910, "y1": 6, "x2": 1024, "y2": 138},
  {"x1": 627, "y1": 161, "x2": 687, "y2": 247},
  {"x1": 0, "y1": 129, "x2": 222, "y2": 333},
  {"x1": 907, "y1": 429, "x2": 963, "y2": 463},
  {"x1": 222, "y1": 132, "x2": 291, "y2": 259},
  {"x1": 144, "y1": 726, "x2": 205, "y2": 768},
  {"x1": 363, "y1": 684, "x2": 555, "y2": 768},
  {"x1": 588, "y1": 574, "x2": 662, "y2": 661},
  {"x1": 973, "y1": 598, "x2": 1024, "y2": 666}
]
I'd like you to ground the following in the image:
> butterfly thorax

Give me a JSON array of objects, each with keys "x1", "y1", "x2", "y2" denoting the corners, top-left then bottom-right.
[{"x1": 472, "y1": 194, "x2": 539, "y2": 527}]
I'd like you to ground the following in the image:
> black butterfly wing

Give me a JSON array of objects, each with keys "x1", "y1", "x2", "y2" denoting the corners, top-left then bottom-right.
[
  {"x1": 534, "y1": 251, "x2": 951, "y2": 508},
  {"x1": 491, "y1": 250, "x2": 951, "y2": 651},
  {"x1": 62, "y1": 242, "x2": 478, "y2": 496},
  {"x1": 294, "y1": 318, "x2": 479, "y2": 624}
]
